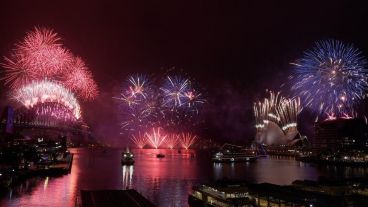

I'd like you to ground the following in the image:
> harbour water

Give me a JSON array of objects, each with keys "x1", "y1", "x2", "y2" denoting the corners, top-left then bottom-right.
[{"x1": 1, "y1": 148, "x2": 368, "y2": 207}]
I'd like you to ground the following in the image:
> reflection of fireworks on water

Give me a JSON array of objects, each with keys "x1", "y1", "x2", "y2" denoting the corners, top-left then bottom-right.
[
  {"x1": 145, "y1": 128, "x2": 167, "y2": 149},
  {"x1": 1, "y1": 27, "x2": 73, "y2": 88},
  {"x1": 13, "y1": 80, "x2": 81, "y2": 119},
  {"x1": 164, "y1": 134, "x2": 179, "y2": 149},
  {"x1": 179, "y1": 133, "x2": 197, "y2": 149},
  {"x1": 130, "y1": 132, "x2": 147, "y2": 149},
  {"x1": 290, "y1": 39, "x2": 368, "y2": 118}
]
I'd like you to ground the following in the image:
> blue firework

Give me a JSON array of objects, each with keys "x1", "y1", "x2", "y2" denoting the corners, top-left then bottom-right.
[
  {"x1": 160, "y1": 75, "x2": 190, "y2": 108},
  {"x1": 290, "y1": 39, "x2": 368, "y2": 118}
]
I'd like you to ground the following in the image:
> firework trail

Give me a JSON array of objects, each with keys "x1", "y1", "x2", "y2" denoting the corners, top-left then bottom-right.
[
  {"x1": 253, "y1": 91, "x2": 283, "y2": 131},
  {"x1": 1, "y1": 27, "x2": 73, "y2": 88},
  {"x1": 290, "y1": 39, "x2": 368, "y2": 118},
  {"x1": 0, "y1": 27, "x2": 100, "y2": 127},
  {"x1": 130, "y1": 132, "x2": 147, "y2": 149},
  {"x1": 161, "y1": 75, "x2": 190, "y2": 107},
  {"x1": 1, "y1": 27, "x2": 98, "y2": 100},
  {"x1": 253, "y1": 90, "x2": 302, "y2": 144},
  {"x1": 145, "y1": 127, "x2": 167, "y2": 149},
  {"x1": 115, "y1": 75, "x2": 151, "y2": 106},
  {"x1": 62, "y1": 57, "x2": 98, "y2": 100},
  {"x1": 160, "y1": 75, "x2": 205, "y2": 130},
  {"x1": 179, "y1": 133, "x2": 197, "y2": 149},
  {"x1": 164, "y1": 134, "x2": 179, "y2": 149},
  {"x1": 115, "y1": 75, "x2": 158, "y2": 133},
  {"x1": 277, "y1": 97, "x2": 301, "y2": 134},
  {"x1": 13, "y1": 80, "x2": 81, "y2": 119},
  {"x1": 116, "y1": 73, "x2": 205, "y2": 136}
]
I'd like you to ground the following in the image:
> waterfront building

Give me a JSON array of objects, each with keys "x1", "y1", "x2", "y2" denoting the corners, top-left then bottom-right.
[{"x1": 314, "y1": 118, "x2": 368, "y2": 149}]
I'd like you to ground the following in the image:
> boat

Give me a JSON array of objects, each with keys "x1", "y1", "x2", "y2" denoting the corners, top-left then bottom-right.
[
  {"x1": 212, "y1": 151, "x2": 256, "y2": 163},
  {"x1": 122, "y1": 149, "x2": 135, "y2": 165},
  {"x1": 156, "y1": 153, "x2": 165, "y2": 158},
  {"x1": 212, "y1": 143, "x2": 257, "y2": 163}
]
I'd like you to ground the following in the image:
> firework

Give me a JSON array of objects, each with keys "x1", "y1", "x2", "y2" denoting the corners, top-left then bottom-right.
[
  {"x1": 35, "y1": 103, "x2": 77, "y2": 122},
  {"x1": 290, "y1": 39, "x2": 368, "y2": 118},
  {"x1": 277, "y1": 97, "x2": 302, "y2": 140},
  {"x1": 164, "y1": 134, "x2": 179, "y2": 149},
  {"x1": 145, "y1": 127, "x2": 167, "y2": 149},
  {"x1": 130, "y1": 132, "x2": 147, "y2": 149},
  {"x1": 184, "y1": 90, "x2": 205, "y2": 113},
  {"x1": 253, "y1": 91, "x2": 283, "y2": 131},
  {"x1": 13, "y1": 80, "x2": 81, "y2": 119},
  {"x1": 62, "y1": 57, "x2": 98, "y2": 100},
  {"x1": 2, "y1": 27, "x2": 73, "y2": 88},
  {"x1": 115, "y1": 75, "x2": 152, "y2": 106},
  {"x1": 115, "y1": 75, "x2": 158, "y2": 133},
  {"x1": 33, "y1": 103, "x2": 77, "y2": 126},
  {"x1": 116, "y1": 73, "x2": 205, "y2": 135},
  {"x1": 159, "y1": 75, "x2": 205, "y2": 130},
  {"x1": 179, "y1": 133, "x2": 197, "y2": 149},
  {"x1": 1, "y1": 27, "x2": 98, "y2": 102},
  {"x1": 253, "y1": 90, "x2": 302, "y2": 144},
  {"x1": 126, "y1": 75, "x2": 150, "y2": 100},
  {"x1": 160, "y1": 76, "x2": 190, "y2": 107}
]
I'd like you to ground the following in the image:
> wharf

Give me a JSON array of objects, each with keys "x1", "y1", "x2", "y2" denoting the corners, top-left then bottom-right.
[{"x1": 80, "y1": 189, "x2": 156, "y2": 207}]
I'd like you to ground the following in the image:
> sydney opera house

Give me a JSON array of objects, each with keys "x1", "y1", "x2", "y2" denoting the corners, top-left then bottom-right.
[{"x1": 254, "y1": 91, "x2": 302, "y2": 146}]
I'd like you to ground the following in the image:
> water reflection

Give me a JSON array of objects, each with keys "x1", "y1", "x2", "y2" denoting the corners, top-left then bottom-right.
[
  {"x1": 122, "y1": 165, "x2": 133, "y2": 189},
  {"x1": 1, "y1": 148, "x2": 368, "y2": 207}
]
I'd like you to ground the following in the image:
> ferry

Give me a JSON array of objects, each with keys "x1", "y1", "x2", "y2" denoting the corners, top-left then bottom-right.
[
  {"x1": 212, "y1": 144, "x2": 257, "y2": 163},
  {"x1": 122, "y1": 149, "x2": 135, "y2": 165},
  {"x1": 212, "y1": 151, "x2": 256, "y2": 163}
]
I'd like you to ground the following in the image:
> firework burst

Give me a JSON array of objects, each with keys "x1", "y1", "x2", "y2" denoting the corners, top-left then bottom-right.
[
  {"x1": 1, "y1": 27, "x2": 73, "y2": 88},
  {"x1": 161, "y1": 76, "x2": 190, "y2": 107},
  {"x1": 1, "y1": 27, "x2": 98, "y2": 101},
  {"x1": 253, "y1": 90, "x2": 302, "y2": 144},
  {"x1": 164, "y1": 134, "x2": 179, "y2": 149},
  {"x1": 116, "y1": 73, "x2": 205, "y2": 136},
  {"x1": 179, "y1": 133, "x2": 197, "y2": 149},
  {"x1": 62, "y1": 57, "x2": 98, "y2": 100},
  {"x1": 130, "y1": 132, "x2": 147, "y2": 149},
  {"x1": 115, "y1": 75, "x2": 158, "y2": 133},
  {"x1": 290, "y1": 39, "x2": 368, "y2": 118},
  {"x1": 13, "y1": 80, "x2": 81, "y2": 119},
  {"x1": 145, "y1": 127, "x2": 167, "y2": 149}
]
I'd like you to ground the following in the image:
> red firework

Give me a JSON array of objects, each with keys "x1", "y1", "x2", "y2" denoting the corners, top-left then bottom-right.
[
  {"x1": 179, "y1": 133, "x2": 197, "y2": 149},
  {"x1": 164, "y1": 134, "x2": 179, "y2": 149},
  {"x1": 2, "y1": 27, "x2": 98, "y2": 100},
  {"x1": 2, "y1": 27, "x2": 73, "y2": 88},
  {"x1": 145, "y1": 127, "x2": 167, "y2": 149},
  {"x1": 130, "y1": 132, "x2": 147, "y2": 149},
  {"x1": 62, "y1": 57, "x2": 98, "y2": 100}
]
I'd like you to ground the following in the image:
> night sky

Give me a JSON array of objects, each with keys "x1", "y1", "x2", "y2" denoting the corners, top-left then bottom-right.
[{"x1": 1, "y1": 1, "x2": 368, "y2": 145}]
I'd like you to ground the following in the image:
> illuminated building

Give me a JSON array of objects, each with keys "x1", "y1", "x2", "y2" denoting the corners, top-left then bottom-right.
[{"x1": 314, "y1": 118, "x2": 368, "y2": 149}]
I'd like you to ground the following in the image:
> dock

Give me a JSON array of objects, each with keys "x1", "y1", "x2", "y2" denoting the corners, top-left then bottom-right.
[{"x1": 80, "y1": 189, "x2": 156, "y2": 207}]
